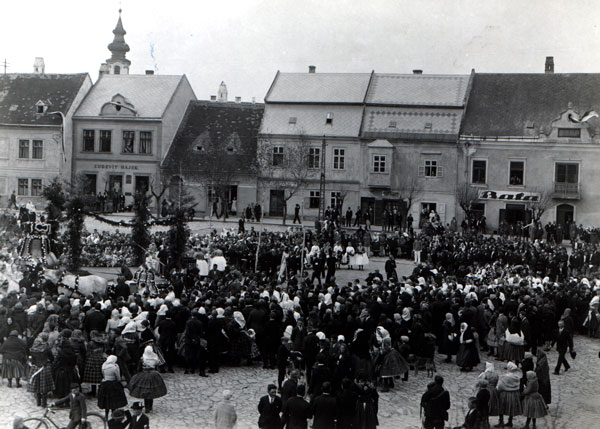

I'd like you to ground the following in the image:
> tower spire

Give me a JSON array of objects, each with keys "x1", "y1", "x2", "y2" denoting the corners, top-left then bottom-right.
[{"x1": 100, "y1": 9, "x2": 131, "y2": 76}]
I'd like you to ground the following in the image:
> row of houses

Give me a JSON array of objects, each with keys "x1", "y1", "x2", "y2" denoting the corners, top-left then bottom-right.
[{"x1": 2, "y1": 12, "x2": 600, "y2": 232}]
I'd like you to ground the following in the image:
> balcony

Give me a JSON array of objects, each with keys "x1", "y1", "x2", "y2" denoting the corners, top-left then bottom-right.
[
  {"x1": 553, "y1": 182, "x2": 580, "y2": 200},
  {"x1": 368, "y1": 172, "x2": 391, "y2": 189}
]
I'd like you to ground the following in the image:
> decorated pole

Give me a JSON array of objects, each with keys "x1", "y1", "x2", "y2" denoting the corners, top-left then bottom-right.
[{"x1": 254, "y1": 220, "x2": 262, "y2": 273}]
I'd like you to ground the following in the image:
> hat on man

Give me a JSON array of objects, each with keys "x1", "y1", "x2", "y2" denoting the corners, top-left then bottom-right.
[
  {"x1": 112, "y1": 409, "x2": 126, "y2": 420},
  {"x1": 131, "y1": 402, "x2": 144, "y2": 410}
]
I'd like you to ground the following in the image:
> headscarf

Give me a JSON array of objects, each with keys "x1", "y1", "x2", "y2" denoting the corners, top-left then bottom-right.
[
  {"x1": 376, "y1": 326, "x2": 390, "y2": 343},
  {"x1": 30, "y1": 332, "x2": 49, "y2": 353},
  {"x1": 445, "y1": 313, "x2": 455, "y2": 326},
  {"x1": 111, "y1": 309, "x2": 120, "y2": 320},
  {"x1": 561, "y1": 308, "x2": 571, "y2": 320},
  {"x1": 402, "y1": 307, "x2": 411, "y2": 322},
  {"x1": 233, "y1": 311, "x2": 245, "y2": 328},
  {"x1": 102, "y1": 355, "x2": 118, "y2": 372},
  {"x1": 121, "y1": 319, "x2": 137, "y2": 335},
  {"x1": 142, "y1": 345, "x2": 161, "y2": 368},
  {"x1": 507, "y1": 361, "x2": 519, "y2": 372},
  {"x1": 526, "y1": 370, "x2": 537, "y2": 381},
  {"x1": 216, "y1": 308, "x2": 225, "y2": 318}
]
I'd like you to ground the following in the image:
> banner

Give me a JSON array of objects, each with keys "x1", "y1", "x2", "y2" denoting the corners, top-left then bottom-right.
[{"x1": 478, "y1": 190, "x2": 539, "y2": 202}]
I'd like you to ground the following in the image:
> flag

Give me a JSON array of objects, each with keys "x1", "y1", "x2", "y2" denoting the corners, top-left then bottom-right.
[
  {"x1": 581, "y1": 110, "x2": 599, "y2": 122},
  {"x1": 568, "y1": 113, "x2": 580, "y2": 123}
]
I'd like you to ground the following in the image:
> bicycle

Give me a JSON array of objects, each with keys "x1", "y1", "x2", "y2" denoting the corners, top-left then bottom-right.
[{"x1": 23, "y1": 407, "x2": 107, "y2": 428}]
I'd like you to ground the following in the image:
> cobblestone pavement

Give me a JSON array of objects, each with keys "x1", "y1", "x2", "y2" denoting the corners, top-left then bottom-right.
[{"x1": 1, "y1": 335, "x2": 598, "y2": 428}]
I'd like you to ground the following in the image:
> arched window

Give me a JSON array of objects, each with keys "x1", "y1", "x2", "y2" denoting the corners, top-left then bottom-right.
[{"x1": 114, "y1": 65, "x2": 121, "y2": 75}]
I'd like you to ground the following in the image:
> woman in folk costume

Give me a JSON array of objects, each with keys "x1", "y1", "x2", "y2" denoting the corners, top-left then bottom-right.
[
  {"x1": 278, "y1": 247, "x2": 289, "y2": 282},
  {"x1": 456, "y1": 322, "x2": 480, "y2": 372},
  {"x1": 478, "y1": 361, "x2": 500, "y2": 418},
  {"x1": 374, "y1": 335, "x2": 408, "y2": 392},
  {"x1": 583, "y1": 298, "x2": 600, "y2": 338},
  {"x1": 228, "y1": 311, "x2": 252, "y2": 365},
  {"x1": 29, "y1": 332, "x2": 55, "y2": 407},
  {"x1": 83, "y1": 330, "x2": 108, "y2": 397},
  {"x1": 355, "y1": 244, "x2": 369, "y2": 271},
  {"x1": 439, "y1": 313, "x2": 458, "y2": 363},
  {"x1": 105, "y1": 308, "x2": 122, "y2": 345},
  {"x1": 495, "y1": 310, "x2": 509, "y2": 361},
  {"x1": 98, "y1": 355, "x2": 128, "y2": 420},
  {"x1": 346, "y1": 244, "x2": 356, "y2": 269},
  {"x1": 521, "y1": 371, "x2": 548, "y2": 429},
  {"x1": 534, "y1": 350, "x2": 551, "y2": 405},
  {"x1": 52, "y1": 329, "x2": 80, "y2": 398},
  {"x1": 496, "y1": 362, "x2": 522, "y2": 428},
  {"x1": 128, "y1": 345, "x2": 167, "y2": 412},
  {"x1": 503, "y1": 319, "x2": 525, "y2": 364},
  {"x1": 0, "y1": 330, "x2": 27, "y2": 388}
]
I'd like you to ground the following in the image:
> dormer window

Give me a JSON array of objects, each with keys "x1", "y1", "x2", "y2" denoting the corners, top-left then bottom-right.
[
  {"x1": 35, "y1": 100, "x2": 47, "y2": 114},
  {"x1": 196, "y1": 145, "x2": 204, "y2": 152},
  {"x1": 289, "y1": 117, "x2": 297, "y2": 124},
  {"x1": 558, "y1": 128, "x2": 581, "y2": 138},
  {"x1": 37, "y1": 105, "x2": 44, "y2": 114},
  {"x1": 325, "y1": 112, "x2": 334, "y2": 124}
]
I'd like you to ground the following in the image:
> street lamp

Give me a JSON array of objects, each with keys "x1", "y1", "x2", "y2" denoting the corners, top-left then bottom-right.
[{"x1": 47, "y1": 111, "x2": 67, "y2": 163}]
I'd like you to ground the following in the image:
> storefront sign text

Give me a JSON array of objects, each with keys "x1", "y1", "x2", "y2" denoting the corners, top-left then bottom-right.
[
  {"x1": 479, "y1": 190, "x2": 539, "y2": 202},
  {"x1": 93, "y1": 164, "x2": 139, "y2": 170}
]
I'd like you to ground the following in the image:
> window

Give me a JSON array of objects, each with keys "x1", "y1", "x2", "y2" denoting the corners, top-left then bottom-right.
[
  {"x1": 31, "y1": 179, "x2": 42, "y2": 196},
  {"x1": 472, "y1": 159, "x2": 487, "y2": 184},
  {"x1": 555, "y1": 163, "x2": 579, "y2": 183},
  {"x1": 308, "y1": 147, "x2": 320, "y2": 169},
  {"x1": 288, "y1": 117, "x2": 297, "y2": 124},
  {"x1": 309, "y1": 191, "x2": 321, "y2": 209},
  {"x1": 114, "y1": 65, "x2": 121, "y2": 75},
  {"x1": 18, "y1": 140, "x2": 29, "y2": 158},
  {"x1": 373, "y1": 155, "x2": 386, "y2": 173},
  {"x1": 18, "y1": 178, "x2": 28, "y2": 196},
  {"x1": 32, "y1": 140, "x2": 43, "y2": 159},
  {"x1": 389, "y1": 121, "x2": 397, "y2": 128},
  {"x1": 330, "y1": 191, "x2": 341, "y2": 209},
  {"x1": 471, "y1": 202, "x2": 485, "y2": 219},
  {"x1": 326, "y1": 112, "x2": 334, "y2": 124},
  {"x1": 99, "y1": 130, "x2": 112, "y2": 152},
  {"x1": 558, "y1": 128, "x2": 581, "y2": 138},
  {"x1": 424, "y1": 122, "x2": 433, "y2": 130},
  {"x1": 272, "y1": 146, "x2": 284, "y2": 167},
  {"x1": 85, "y1": 174, "x2": 97, "y2": 195},
  {"x1": 37, "y1": 105, "x2": 44, "y2": 114},
  {"x1": 139, "y1": 131, "x2": 152, "y2": 154},
  {"x1": 83, "y1": 130, "x2": 95, "y2": 152},
  {"x1": 509, "y1": 161, "x2": 524, "y2": 185},
  {"x1": 418, "y1": 159, "x2": 444, "y2": 177},
  {"x1": 122, "y1": 131, "x2": 135, "y2": 153},
  {"x1": 333, "y1": 148, "x2": 345, "y2": 170}
]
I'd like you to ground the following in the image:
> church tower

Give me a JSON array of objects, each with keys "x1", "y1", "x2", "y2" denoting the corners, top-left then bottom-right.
[
  {"x1": 99, "y1": 9, "x2": 131, "y2": 77},
  {"x1": 218, "y1": 81, "x2": 228, "y2": 102}
]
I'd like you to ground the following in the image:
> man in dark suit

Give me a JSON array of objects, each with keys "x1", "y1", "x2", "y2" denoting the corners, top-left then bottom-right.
[
  {"x1": 83, "y1": 303, "x2": 107, "y2": 337},
  {"x1": 52, "y1": 384, "x2": 87, "y2": 429},
  {"x1": 258, "y1": 384, "x2": 282, "y2": 429},
  {"x1": 553, "y1": 320, "x2": 574, "y2": 374},
  {"x1": 311, "y1": 382, "x2": 337, "y2": 429},
  {"x1": 282, "y1": 384, "x2": 311, "y2": 429},
  {"x1": 128, "y1": 401, "x2": 150, "y2": 429}
]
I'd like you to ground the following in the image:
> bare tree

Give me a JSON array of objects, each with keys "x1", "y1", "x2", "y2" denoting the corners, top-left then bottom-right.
[
  {"x1": 397, "y1": 175, "x2": 423, "y2": 227},
  {"x1": 456, "y1": 183, "x2": 481, "y2": 217},
  {"x1": 258, "y1": 133, "x2": 314, "y2": 224},
  {"x1": 150, "y1": 176, "x2": 169, "y2": 218},
  {"x1": 528, "y1": 187, "x2": 553, "y2": 222}
]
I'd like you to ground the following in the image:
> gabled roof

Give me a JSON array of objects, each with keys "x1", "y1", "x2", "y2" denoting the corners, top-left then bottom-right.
[
  {"x1": 265, "y1": 72, "x2": 371, "y2": 104},
  {"x1": 366, "y1": 73, "x2": 470, "y2": 106},
  {"x1": 462, "y1": 73, "x2": 600, "y2": 137},
  {"x1": 162, "y1": 100, "x2": 264, "y2": 178},
  {"x1": 0, "y1": 73, "x2": 89, "y2": 125},
  {"x1": 74, "y1": 74, "x2": 186, "y2": 118}
]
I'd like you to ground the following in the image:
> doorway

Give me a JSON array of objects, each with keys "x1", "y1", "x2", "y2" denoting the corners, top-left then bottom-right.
[
  {"x1": 135, "y1": 175, "x2": 150, "y2": 195},
  {"x1": 556, "y1": 204, "x2": 574, "y2": 237},
  {"x1": 269, "y1": 189, "x2": 285, "y2": 216}
]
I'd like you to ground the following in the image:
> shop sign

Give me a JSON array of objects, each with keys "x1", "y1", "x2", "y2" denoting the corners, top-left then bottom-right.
[
  {"x1": 93, "y1": 164, "x2": 139, "y2": 170},
  {"x1": 479, "y1": 190, "x2": 539, "y2": 202}
]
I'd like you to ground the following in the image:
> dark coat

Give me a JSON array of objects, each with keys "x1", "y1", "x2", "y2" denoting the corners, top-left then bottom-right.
[
  {"x1": 282, "y1": 396, "x2": 311, "y2": 429},
  {"x1": 311, "y1": 394, "x2": 337, "y2": 429},
  {"x1": 128, "y1": 412, "x2": 150, "y2": 429},
  {"x1": 554, "y1": 328, "x2": 573, "y2": 353},
  {"x1": 336, "y1": 388, "x2": 358, "y2": 429},
  {"x1": 55, "y1": 392, "x2": 87, "y2": 421},
  {"x1": 258, "y1": 395, "x2": 282, "y2": 429}
]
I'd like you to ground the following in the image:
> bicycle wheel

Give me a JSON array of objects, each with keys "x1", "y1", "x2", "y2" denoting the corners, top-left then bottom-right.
[
  {"x1": 85, "y1": 412, "x2": 107, "y2": 429},
  {"x1": 22, "y1": 417, "x2": 49, "y2": 429}
]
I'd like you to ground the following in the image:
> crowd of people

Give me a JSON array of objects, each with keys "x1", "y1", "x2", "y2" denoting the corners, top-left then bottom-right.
[{"x1": 0, "y1": 206, "x2": 599, "y2": 428}]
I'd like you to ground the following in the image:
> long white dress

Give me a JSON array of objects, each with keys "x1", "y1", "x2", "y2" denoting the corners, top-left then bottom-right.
[{"x1": 346, "y1": 245, "x2": 357, "y2": 267}]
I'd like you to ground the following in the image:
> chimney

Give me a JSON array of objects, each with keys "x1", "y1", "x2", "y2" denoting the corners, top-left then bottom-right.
[
  {"x1": 145, "y1": 70, "x2": 154, "y2": 75},
  {"x1": 308, "y1": 65, "x2": 316, "y2": 74},
  {"x1": 210, "y1": 95, "x2": 217, "y2": 101},
  {"x1": 413, "y1": 69, "x2": 423, "y2": 75},
  {"x1": 235, "y1": 96, "x2": 241, "y2": 103},
  {"x1": 33, "y1": 57, "x2": 45, "y2": 74},
  {"x1": 545, "y1": 56, "x2": 554, "y2": 74}
]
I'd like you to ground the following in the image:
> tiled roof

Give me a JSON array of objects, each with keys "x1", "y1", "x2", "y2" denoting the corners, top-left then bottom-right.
[
  {"x1": 260, "y1": 104, "x2": 364, "y2": 137},
  {"x1": 462, "y1": 73, "x2": 600, "y2": 136},
  {"x1": 361, "y1": 106, "x2": 463, "y2": 140},
  {"x1": 266, "y1": 72, "x2": 371, "y2": 103},
  {"x1": 365, "y1": 73, "x2": 470, "y2": 106},
  {"x1": 74, "y1": 74, "x2": 185, "y2": 118},
  {"x1": 0, "y1": 73, "x2": 89, "y2": 125},
  {"x1": 162, "y1": 101, "x2": 264, "y2": 178}
]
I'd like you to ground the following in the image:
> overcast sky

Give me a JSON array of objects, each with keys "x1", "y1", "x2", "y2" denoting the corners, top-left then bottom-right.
[{"x1": 2, "y1": 0, "x2": 600, "y2": 102}]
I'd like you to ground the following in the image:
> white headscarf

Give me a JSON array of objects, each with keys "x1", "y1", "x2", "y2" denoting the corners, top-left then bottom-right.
[
  {"x1": 121, "y1": 320, "x2": 137, "y2": 335},
  {"x1": 142, "y1": 345, "x2": 161, "y2": 368},
  {"x1": 233, "y1": 311, "x2": 245, "y2": 328},
  {"x1": 102, "y1": 355, "x2": 118, "y2": 372}
]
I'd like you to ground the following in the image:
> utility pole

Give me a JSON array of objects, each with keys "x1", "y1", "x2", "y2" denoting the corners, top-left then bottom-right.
[
  {"x1": 2, "y1": 59, "x2": 8, "y2": 74},
  {"x1": 318, "y1": 137, "x2": 327, "y2": 220}
]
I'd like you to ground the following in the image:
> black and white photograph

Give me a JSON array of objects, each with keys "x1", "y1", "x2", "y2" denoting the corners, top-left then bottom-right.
[{"x1": 1, "y1": 0, "x2": 600, "y2": 428}]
